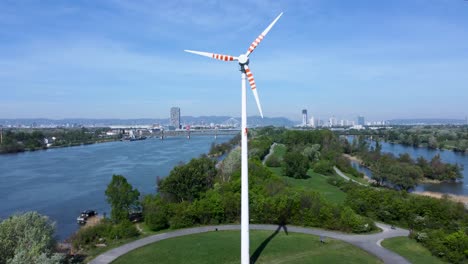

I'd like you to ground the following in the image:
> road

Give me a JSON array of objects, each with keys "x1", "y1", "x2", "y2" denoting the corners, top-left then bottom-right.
[{"x1": 89, "y1": 222, "x2": 410, "y2": 264}]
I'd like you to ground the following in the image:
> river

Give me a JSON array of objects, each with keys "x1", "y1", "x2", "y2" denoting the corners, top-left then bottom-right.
[
  {"x1": 0, "y1": 135, "x2": 233, "y2": 240},
  {"x1": 347, "y1": 137, "x2": 468, "y2": 196}
]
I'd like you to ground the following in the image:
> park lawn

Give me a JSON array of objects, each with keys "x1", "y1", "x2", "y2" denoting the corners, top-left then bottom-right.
[
  {"x1": 112, "y1": 230, "x2": 382, "y2": 264},
  {"x1": 381, "y1": 237, "x2": 447, "y2": 264},
  {"x1": 268, "y1": 167, "x2": 347, "y2": 205}
]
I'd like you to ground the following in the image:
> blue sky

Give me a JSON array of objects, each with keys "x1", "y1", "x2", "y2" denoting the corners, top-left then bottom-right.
[{"x1": 1, "y1": 0, "x2": 467, "y2": 121}]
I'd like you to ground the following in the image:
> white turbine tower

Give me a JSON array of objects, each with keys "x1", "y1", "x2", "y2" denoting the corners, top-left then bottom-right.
[{"x1": 184, "y1": 12, "x2": 283, "y2": 264}]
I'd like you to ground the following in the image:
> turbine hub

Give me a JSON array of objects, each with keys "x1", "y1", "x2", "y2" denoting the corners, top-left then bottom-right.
[{"x1": 238, "y1": 54, "x2": 249, "y2": 65}]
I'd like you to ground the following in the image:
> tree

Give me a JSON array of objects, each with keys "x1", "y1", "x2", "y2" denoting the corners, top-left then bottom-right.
[
  {"x1": 283, "y1": 151, "x2": 309, "y2": 179},
  {"x1": 105, "y1": 175, "x2": 140, "y2": 223},
  {"x1": 0, "y1": 212, "x2": 63, "y2": 264},
  {"x1": 301, "y1": 144, "x2": 321, "y2": 162},
  {"x1": 158, "y1": 156, "x2": 216, "y2": 202},
  {"x1": 218, "y1": 148, "x2": 241, "y2": 182}
]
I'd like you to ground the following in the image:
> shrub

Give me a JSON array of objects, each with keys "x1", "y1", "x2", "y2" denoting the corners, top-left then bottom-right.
[
  {"x1": 110, "y1": 221, "x2": 139, "y2": 239},
  {"x1": 313, "y1": 160, "x2": 333, "y2": 175},
  {"x1": 168, "y1": 202, "x2": 195, "y2": 229},
  {"x1": 265, "y1": 155, "x2": 281, "y2": 167},
  {"x1": 143, "y1": 196, "x2": 170, "y2": 231},
  {"x1": 70, "y1": 219, "x2": 139, "y2": 249}
]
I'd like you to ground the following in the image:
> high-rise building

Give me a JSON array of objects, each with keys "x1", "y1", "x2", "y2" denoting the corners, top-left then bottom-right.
[
  {"x1": 309, "y1": 116, "x2": 315, "y2": 128},
  {"x1": 329, "y1": 115, "x2": 337, "y2": 127},
  {"x1": 170, "y1": 107, "x2": 181, "y2": 130},
  {"x1": 357, "y1": 116, "x2": 365, "y2": 126},
  {"x1": 302, "y1": 109, "x2": 308, "y2": 126}
]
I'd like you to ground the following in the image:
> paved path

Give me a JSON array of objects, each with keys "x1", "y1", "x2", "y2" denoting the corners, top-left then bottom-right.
[
  {"x1": 333, "y1": 166, "x2": 368, "y2": 186},
  {"x1": 90, "y1": 222, "x2": 410, "y2": 264},
  {"x1": 262, "y1": 142, "x2": 278, "y2": 165}
]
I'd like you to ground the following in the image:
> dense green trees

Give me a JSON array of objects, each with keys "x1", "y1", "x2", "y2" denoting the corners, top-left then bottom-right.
[
  {"x1": 142, "y1": 149, "x2": 376, "y2": 234},
  {"x1": 158, "y1": 156, "x2": 216, "y2": 202},
  {"x1": 105, "y1": 175, "x2": 141, "y2": 223},
  {"x1": 282, "y1": 151, "x2": 309, "y2": 179},
  {"x1": 0, "y1": 212, "x2": 63, "y2": 264},
  {"x1": 249, "y1": 136, "x2": 273, "y2": 160},
  {"x1": 342, "y1": 184, "x2": 468, "y2": 263}
]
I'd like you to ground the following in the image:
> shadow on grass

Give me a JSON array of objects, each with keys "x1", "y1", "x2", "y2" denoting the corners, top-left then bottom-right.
[{"x1": 250, "y1": 225, "x2": 288, "y2": 263}]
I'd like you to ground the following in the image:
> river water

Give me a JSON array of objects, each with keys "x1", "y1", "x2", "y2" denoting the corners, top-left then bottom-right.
[
  {"x1": 348, "y1": 138, "x2": 468, "y2": 196},
  {"x1": 0, "y1": 136, "x2": 233, "y2": 240}
]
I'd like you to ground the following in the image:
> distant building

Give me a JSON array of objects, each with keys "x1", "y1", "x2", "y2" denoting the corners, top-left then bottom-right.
[
  {"x1": 302, "y1": 109, "x2": 308, "y2": 126},
  {"x1": 170, "y1": 107, "x2": 181, "y2": 130},
  {"x1": 309, "y1": 116, "x2": 315, "y2": 128},
  {"x1": 357, "y1": 116, "x2": 365, "y2": 126},
  {"x1": 329, "y1": 116, "x2": 337, "y2": 127}
]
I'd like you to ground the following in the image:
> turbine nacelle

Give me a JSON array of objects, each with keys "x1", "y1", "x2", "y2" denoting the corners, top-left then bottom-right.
[{"x1": 238, "y1": 54, "x2": 249, "y2": 65}]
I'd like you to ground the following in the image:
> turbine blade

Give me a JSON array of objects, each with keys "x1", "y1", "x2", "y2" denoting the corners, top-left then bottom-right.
[
  {"x1": 244, "y1": 65, "x2": 263, "y2": 118},
  {"x1": 184, "y1": 50, "x2": 237, "y2": 61},
  {"x1": 245, "y1": 12, "x2": 283, "y2": 56}
]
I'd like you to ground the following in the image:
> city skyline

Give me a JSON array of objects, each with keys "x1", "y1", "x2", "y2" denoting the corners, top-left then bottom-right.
[{"x1": 1, "y1": 1, "x2": 467, "y2": 120}]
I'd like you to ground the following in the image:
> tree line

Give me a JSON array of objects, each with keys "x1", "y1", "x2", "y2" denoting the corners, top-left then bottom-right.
[
  {"x1": 340, "y1": 125, "x2": 468, "y2": 152},
  {"x1": 0, "y1": 128, "x2": 118, "y2": 154}
]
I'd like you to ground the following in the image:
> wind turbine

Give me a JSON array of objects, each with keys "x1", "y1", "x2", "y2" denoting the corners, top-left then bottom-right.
[{"x1": 184, "y1": 12, "x2": 283, "y2": 264}]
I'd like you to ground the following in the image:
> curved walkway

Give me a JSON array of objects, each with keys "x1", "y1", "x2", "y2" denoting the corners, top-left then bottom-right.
[
  {"x1": 262, "y1": 142, "x2": 278, "y2": 165},
  {"x1": 333, "y1": 166, "x2": 368, "y2": 186},
  {"x1": 90, "y1": 222, "x2": 410, "y2": 264}
]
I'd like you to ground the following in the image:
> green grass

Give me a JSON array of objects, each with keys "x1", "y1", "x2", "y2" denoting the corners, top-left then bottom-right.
[
  {"x1": 381, "y1": 237, "x2": 447, "y2": 264},
  {"x1": 112, "y1": 230, "x2": 382, "y2": 264},
  {"x1": 268, "y1": 167, "x2": 347, "y2": 205}
]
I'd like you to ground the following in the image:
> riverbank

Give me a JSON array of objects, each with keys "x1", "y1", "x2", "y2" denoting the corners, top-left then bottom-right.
[
  {"x1": 0, "y1": 138, "x2": 120, "y2": 155},
  {"x1": 343, "y1": 153, "x2": 364, "y2": 164},
  {"x1": 413, "y1": 191, "x2": 468, "y2": 207}
]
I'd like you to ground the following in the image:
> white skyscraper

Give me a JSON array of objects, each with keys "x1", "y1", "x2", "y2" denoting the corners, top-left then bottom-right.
[{"x1": 309, "y1": 116, "x2": 315, "y2": 127}]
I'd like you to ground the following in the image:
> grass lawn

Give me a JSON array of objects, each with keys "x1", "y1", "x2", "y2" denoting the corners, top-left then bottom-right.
[
  {"x1": 112, "y1": 230, "x2": 382, "y2": 264},
  {"x1": 381, "y1": 237, "x2": 447, "y2": 264},
  {"x1": 268, "y1": 167, "x2": 347, "y2": 205}
]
